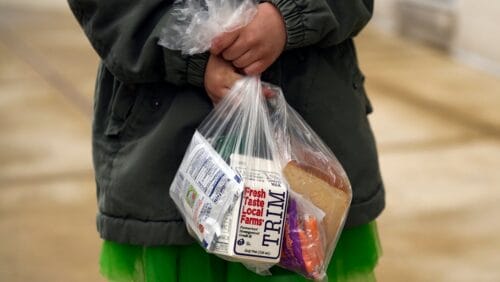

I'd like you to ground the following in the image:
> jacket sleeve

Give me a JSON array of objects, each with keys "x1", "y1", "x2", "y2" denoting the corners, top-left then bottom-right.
[
  {"x1": 263, "y1": 0, "x2": 373, "y2": 49},
  {"x1": 67, "y1": 0, "x2": 208, "y2": 86}
]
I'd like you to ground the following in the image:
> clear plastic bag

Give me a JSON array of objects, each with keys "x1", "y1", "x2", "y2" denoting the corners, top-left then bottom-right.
[
  {"x1": 266, "y1": 85, "x2": 353, "y2": 281},
  {"x1": 170, "y1": 79, "x2": 352, "y2": 281},
  {"x1": 169, "y1": 77, "x2": 289, "y2": 274},
  {"x1": 159, "y1": 0, "x2": 258, "y2": 54},
  {"x1": 160, "y1": 0, "x2": 352, "y2": 279}
]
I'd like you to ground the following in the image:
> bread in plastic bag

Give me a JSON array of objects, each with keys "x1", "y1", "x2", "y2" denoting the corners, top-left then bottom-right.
[
  {"x1": 169, "y1": 77, "x2": 288, "y2": 275},
  {"x1": 266, "y1": 85, "x2": 353, "y2": 281}
]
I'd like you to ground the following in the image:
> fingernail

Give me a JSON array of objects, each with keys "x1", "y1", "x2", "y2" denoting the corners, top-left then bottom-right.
[{"x1": 263, "y1": 88, "x2": 273, "y2": 98}]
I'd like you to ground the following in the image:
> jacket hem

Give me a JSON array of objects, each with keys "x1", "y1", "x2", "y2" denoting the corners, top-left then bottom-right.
[
  {"x1": 97, "y1": 213, "x2": 195, "y2": 246},
  {"x1": 344, "y1": 184, "x2": 385, "y2": 228}
]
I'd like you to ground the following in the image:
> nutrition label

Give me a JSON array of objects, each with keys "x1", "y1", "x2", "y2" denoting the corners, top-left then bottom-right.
[{"x1": 170, "y1": 131, "x2": 243, "y2": 249}]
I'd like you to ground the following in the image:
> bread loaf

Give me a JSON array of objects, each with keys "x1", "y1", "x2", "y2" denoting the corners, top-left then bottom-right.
[{"x1": 283, "y1": 161, "x2": 350, "y2": 250}]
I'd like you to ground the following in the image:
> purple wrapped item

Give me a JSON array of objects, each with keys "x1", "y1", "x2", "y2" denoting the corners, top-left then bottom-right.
[
  {"x1": 280, "y1": 198, "x2": 306, "y2": 273},
  {"x1": 279, "y1": 194, "x2": 327, "y2": 280}
]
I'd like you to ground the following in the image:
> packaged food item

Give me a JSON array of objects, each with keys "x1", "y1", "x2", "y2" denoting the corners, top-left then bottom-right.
[
  {"x1": 280, "y1": 192, "x2": 327, "y2": 280},
  {"x1": 216, "y1": 154, "x2": 288, "y2": 264},
  {"x1": 170, "y1": 131, "x2": 244, "y2": 250}
]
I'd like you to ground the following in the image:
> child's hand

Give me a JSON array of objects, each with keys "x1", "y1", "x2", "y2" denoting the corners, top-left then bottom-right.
[
  {"x1": 204, "y1": 54, "x2": 243, "y2": 104},
  {"x1": 210, "y1": 3, "x2": 286, "y2": 76}
]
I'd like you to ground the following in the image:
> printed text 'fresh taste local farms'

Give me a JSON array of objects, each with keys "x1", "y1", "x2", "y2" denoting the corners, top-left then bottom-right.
[{"x1": 240, "y1": 187, "x2": 266, "y2": 226}]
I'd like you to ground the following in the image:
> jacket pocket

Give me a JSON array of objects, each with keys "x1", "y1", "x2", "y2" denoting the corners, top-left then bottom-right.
[
  {"x1": 104, "y1": 81, "x2": 142, "y2": 137},
  {"x1": 352, "y1": 66, "x2": 373, "y2": 115}
]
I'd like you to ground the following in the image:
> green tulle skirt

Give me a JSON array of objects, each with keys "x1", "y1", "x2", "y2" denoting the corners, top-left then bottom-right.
[{"x1": 100, "y1": 221, "x2": 381, "y2": 282}]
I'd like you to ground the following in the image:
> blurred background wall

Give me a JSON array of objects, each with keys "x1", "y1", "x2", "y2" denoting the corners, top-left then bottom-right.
[{"x1": 373, "y1": 0, "x2": 500, "y2": 75}]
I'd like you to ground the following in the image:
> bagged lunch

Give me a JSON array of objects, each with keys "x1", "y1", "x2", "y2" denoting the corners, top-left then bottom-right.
[{"x1": 161, "y1": 0, "x2": 352, "y2": 280}]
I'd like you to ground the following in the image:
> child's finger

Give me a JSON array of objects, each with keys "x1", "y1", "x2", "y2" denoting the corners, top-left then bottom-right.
[
  {"x1": 222, "y1": 38, "x2": 250, "y2": 61},
  {"x1": 233, "y1": 49, "x2": 258, "y2": 69},
  {"x1": 243, "y1": 60, "x2": 267, "y2": 76},
  {"x1": 211, "y1": 29, "x2": 241, "y2": 55}
]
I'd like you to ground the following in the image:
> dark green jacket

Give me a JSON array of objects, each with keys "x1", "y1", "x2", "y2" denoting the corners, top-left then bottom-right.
[{"x1": 68, "y1": 0, "x2": 384, "y2": 246}]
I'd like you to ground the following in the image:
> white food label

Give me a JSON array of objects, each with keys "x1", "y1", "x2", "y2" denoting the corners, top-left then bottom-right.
[
  {"x1": 170, "y1": 131, "x2": 243, "y2": 249},
  {"x1": 223, "y1": 154, "x2": 288, "y2": 262}
]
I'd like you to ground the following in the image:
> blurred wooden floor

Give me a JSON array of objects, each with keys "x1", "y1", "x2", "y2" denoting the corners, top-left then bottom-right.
[{"x1": 1, "y1": 3, "x2": 499, "y2": 282}]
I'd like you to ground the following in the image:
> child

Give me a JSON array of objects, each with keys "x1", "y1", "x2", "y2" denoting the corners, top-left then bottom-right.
[{"x1": 68, "y1": 0, "x2": 384, "y2": 281}]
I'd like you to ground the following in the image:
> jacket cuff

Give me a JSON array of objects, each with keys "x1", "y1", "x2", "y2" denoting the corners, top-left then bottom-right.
[
  {"x1": 186, "y1": 52, "x2": 209, "y2": 88},
  {"x1": 261, "y1": 0, "x2": 305, "y2": 50},
  {"x1": 163, "y1": 49, "x2": 208, "y2": 88}
]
